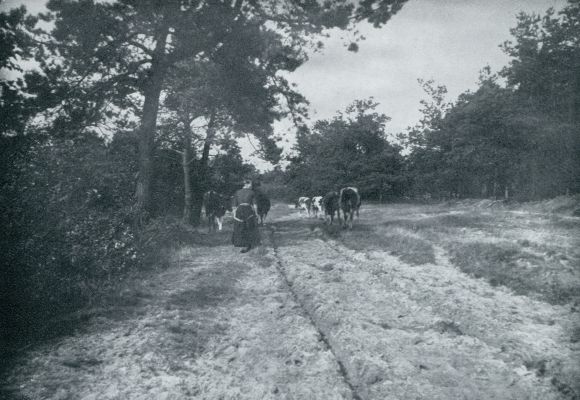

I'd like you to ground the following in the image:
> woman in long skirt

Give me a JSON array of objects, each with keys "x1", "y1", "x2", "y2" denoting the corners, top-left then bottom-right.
[{"x1": 232, "y1": 179, "x2": 260, "y2": 253}]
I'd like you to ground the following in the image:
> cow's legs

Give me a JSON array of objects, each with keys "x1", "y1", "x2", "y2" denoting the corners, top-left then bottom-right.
[
  {"x1": 208, "y1": 215, "x2": 219, "y2": 232},
  {"x1": 217, "y1": 216, "x2": 223, "y2": 231},
  {"x1": 341, "y1": 209, "x2": 354, "y2": 229}
]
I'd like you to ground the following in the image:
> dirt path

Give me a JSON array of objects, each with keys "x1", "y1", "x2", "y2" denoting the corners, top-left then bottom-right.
[
  {"x1": 4, "y1": 219, "x2": 356, "y2": 399},
  {"x1": 3, "y1": 203, "x2": 579, "y2": 399}
]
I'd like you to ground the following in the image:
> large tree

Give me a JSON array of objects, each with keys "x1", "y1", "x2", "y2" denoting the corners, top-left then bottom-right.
[
  {"x1": 159, "y1": 52, "x2": 289, "y2": 224},
  {"x1": 13, "y1": 0, "x2": 408, "y2": 216},
  {"x1": 400, "y1": 1, "x2": 580, "y2": 200},
  {"x1": 500, "y1": 1, "x2": 580, "y2": 197},
  {"x1": 501, "y1": 1, "x2": 580, "y2": 123}
]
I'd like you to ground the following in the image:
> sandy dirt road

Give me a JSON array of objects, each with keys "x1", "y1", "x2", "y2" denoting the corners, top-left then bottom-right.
[{"x1": 3, "y1": 202, "x2": 579, "y2": 399}]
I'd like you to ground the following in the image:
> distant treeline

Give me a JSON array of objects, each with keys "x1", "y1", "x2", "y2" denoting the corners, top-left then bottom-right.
[{"x1": 274, "y1": 3, "x2": 579, "y2": 201}]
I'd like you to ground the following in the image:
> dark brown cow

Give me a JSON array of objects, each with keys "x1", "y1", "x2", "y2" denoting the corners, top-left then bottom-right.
[
  {"x1": 339, "y1": 187, "x2": 361, "y2": 229},
  {"x1": 255, "y1": 190, "x2": 271, "y2": 226},
  {"x1": 203, "y1": 191, "x2": 232, "y2": 232},
  {"x1": 322, "y1": 191, "x2": 340, "y2": 225}
]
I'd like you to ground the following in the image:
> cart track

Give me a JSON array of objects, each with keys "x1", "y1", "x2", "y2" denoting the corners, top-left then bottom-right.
[
  {"x1": 267, "y1": 225, "x2": 364, "y2": 400},
  {"x1": 267, "y1": 208, "x2": 579, "y2": 400}
]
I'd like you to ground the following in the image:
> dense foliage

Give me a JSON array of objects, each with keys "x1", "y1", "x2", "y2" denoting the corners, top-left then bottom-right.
[
  {"x1": 0, "y1": 133, "x2": 138, "y2": 340},
  {"x1": 405, "y1": 75, "x2": 579, "y2": 200},
  {"x1": 401, "y1": 1, "x2": 580, "y2": 200}
]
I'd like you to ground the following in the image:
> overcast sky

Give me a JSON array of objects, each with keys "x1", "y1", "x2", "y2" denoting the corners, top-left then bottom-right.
[{"x1": 1, "y1": 0, "x2": 566, "y2": 170}]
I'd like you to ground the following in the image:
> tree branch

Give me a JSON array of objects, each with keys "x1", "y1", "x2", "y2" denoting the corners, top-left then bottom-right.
[{"x1": 127, "y1": 39, "x2": 155, "y2": 57}]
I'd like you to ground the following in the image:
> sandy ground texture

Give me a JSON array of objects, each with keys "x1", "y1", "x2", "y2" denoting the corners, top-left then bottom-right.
[{"x1": 3, "y1": 201, "x2": 579, "y2": 400}]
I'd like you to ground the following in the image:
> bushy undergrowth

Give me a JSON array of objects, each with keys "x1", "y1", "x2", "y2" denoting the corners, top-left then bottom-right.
[
  {"x1": 0, "y1": 134, "x2": 142, "y2": 345},
  {"x1": 0, "y1": 132, "x2": 231, "y2": 349}
]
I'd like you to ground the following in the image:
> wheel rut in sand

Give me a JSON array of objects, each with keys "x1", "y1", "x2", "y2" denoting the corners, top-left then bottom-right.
[
  {"x1": 267, "y1": 225, "x2": 364, "y2": 400},
  {"x1": 268, "y1": 213, "x2": 578, "y2": 400}
]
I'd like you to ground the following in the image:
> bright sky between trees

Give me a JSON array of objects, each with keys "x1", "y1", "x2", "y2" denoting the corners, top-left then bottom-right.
[{"x1": 1, "y1": 0, "x2": 566, "y2": 170}]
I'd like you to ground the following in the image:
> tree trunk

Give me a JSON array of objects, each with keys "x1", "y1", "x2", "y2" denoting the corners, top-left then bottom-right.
[
  {"x1": 569, "y1": 54, "x2": 580, "y2": 124},
  {"x1": 182, "y1": 131, "x2": 193, "y2": 224},
  {"x1": 191, "y1": 114, "x2": 216, "y2": 226},
  {"x1": 135, "y1": 26, "x2": 169, "y2": 217}
]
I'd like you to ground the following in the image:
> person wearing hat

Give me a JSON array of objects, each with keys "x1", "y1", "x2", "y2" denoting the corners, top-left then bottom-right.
[{"x1": 231, "y1": 179, "x2": 260, "y2": 253}]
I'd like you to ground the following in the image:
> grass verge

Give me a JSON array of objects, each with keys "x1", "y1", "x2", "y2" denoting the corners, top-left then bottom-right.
[
  {"x1": 336, "y1": 226, "x2": 436, "y2": 265},
  {"x1": 447, "y1": 241, "x2": 579, "y2": 305}
]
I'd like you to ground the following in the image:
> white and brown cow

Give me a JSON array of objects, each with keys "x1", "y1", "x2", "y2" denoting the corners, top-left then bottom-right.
[
  {"x1": 311, "y1": 196, "x2": 323, "y2": 218},
  {"x1": 203, "y1": 190, "x2": 232, "y2": 232},
  {"x1": 339, "y1": 187, "x2": 361, "y2": 229},
  {"x1": 297, "y1": 197, "x2": 312, "y2": 216}
]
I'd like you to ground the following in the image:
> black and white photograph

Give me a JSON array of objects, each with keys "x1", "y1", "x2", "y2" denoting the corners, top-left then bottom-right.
[{"x1": 1, "y1": 0, "x2": 579, "y2": 398}]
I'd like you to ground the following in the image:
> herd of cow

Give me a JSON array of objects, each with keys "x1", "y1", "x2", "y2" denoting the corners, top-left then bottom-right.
[
  {"x1": 296, "y1": 187, "x2": 362, "y2": 229},
  {"x1": 202, "y1": 189, "x2": 271, "y2": 232},
  {"x1": 201, "y1": 186, "x2": 361, "y2": 232}
]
